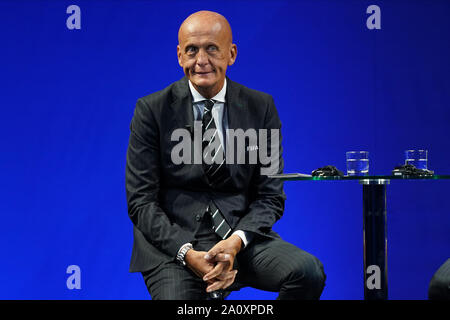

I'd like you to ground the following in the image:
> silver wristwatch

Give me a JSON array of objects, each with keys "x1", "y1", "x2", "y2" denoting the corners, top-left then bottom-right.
[{"x1": 176, "y1": 243, "x2": 193, "y2": 266}]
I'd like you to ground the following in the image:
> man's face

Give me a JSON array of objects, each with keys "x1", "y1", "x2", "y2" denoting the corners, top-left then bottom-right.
[{"x1": 177, "y1": 18, "x2": 237, "y2": 97}]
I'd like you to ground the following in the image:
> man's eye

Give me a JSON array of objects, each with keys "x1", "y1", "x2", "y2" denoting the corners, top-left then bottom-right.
[
  {"x1": 207, "y1": 45, "x2": 218, "y2": 52},
  {"x1": 186, "y1": 46, "x2": 197, "y2": 54}
]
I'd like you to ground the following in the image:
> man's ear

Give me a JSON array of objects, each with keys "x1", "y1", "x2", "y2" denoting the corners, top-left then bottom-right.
[
  {"x1": 177, "y1": 45, "x2": 183, "y2": 67},
  {"x1": 228, "y1": 44, "x2": 237, "y2": 66}
]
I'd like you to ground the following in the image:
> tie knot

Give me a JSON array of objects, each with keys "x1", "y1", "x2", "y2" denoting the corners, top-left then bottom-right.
[{"x1": 204, "y1": 99, "x2": 215, "y2": 112}]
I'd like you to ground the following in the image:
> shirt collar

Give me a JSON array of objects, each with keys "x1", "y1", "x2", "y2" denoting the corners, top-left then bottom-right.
[{"x1": 188, "y1": 78, "x2": 227, "y2": 103}]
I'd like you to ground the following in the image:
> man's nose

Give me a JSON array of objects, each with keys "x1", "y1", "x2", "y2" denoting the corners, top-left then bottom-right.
[{"x1": 196, "y1": 48, "x2": 209, "y2": 66}]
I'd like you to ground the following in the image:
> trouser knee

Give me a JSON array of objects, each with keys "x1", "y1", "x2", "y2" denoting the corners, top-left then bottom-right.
[
  {"x1": 283, "y1": 256, "x2": 326, "y2": 299},
  {"x1": 428, "y1": 259, "x2": 450, "y2": 300}
]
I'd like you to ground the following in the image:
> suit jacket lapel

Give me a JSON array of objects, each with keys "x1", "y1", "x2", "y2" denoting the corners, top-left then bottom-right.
[
  {"x1": 225, "y1": 77, "x2": 245, "y2": 132},
  {"x1": 225, "y1": 77, "x2": 247, "y2": 178},
  {"x1": 170, "y1": 77, "x2": 194, "y2": 130},
  {"x1": 169, "y1": 77, "x2": 208, "y2": 184}
]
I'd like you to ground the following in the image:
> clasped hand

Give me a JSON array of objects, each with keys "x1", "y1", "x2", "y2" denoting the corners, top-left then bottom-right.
[{"x1": 185, "y1": 234, "x2": 242, "y2": 293}]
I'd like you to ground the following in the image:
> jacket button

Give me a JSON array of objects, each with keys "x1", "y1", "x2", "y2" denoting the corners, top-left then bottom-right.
[{"x1": 195, "y1": 214, "x2": 201, "y2": 222}]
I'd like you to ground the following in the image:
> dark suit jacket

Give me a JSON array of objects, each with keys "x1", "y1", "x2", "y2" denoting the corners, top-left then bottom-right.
[{"x1": 125, "y1": 76, "x2": 286, "y2": 273}]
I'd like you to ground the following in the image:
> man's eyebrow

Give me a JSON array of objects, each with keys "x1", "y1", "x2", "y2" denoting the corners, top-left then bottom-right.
[
  {"x1": 183, "y1": 43, "x2": 198, "y2": 49},
  {"x1": 184, "y1": 41, "x2": 219, "y2": 48}
]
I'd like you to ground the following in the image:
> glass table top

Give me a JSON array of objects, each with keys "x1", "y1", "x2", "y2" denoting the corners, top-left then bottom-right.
[{"x1": 268, "y1": 173, "x2": 450, "y2": 181}]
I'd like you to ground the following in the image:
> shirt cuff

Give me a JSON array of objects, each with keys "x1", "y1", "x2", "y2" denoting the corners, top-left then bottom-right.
[{"x1": 232, "y1": 230, "x2": 253, "y2": 248}]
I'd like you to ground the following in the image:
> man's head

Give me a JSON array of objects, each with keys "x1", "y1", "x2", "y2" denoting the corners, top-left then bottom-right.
[{"x1": 177, "y1": 11, "x2": 237, "y2": 98}]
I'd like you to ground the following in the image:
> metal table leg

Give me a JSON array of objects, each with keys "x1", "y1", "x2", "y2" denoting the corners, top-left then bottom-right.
[{"x1": 360, "y1": 179, "x2": 390, "y2": 300}]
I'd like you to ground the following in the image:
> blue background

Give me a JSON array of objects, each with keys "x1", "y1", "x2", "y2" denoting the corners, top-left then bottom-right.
[{"x1": 0, "y1": 0, "x2": 449, "y2": 300}]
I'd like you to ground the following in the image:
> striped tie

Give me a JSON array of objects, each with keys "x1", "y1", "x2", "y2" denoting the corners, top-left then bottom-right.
[
  {"x1": 208, "y1": 202, "x2": 232, "y2": 240},
  {"x1": 202, "y1": 99, "x2": 228, "y2": 186},
  {"x1": 201, "y1": 100, "x2": 232, "y2": 240}
]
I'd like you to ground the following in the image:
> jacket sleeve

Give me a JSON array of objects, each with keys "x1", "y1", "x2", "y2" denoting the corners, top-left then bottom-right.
[
  {"x1": 125, "y1": 98, "x2": 194, "y2": 258},
  {"x1": 235, "y1": 96, "x2": 286, "y2": 236}
]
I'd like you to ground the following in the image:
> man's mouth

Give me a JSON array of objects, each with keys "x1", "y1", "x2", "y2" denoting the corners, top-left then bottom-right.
[{"x1": 193, "y1": 70, "x2": 214, "y2": 75}]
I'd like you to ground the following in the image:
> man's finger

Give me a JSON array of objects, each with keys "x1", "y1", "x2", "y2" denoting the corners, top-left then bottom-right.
[
  {"x1": 204, "y1": 246, "x2": 224, "y2": 261},
  {"x1": 216, "y1": 269, "x2": 237, "y2": 281},
  {"x1": 206, "y1": 280, "x2": 223, "y2": 293},
  {"x1": 206, "y1": 270, "x2": 238, "y2": 292},
  {"x1": 213, "y1": 253, "x2": 232, "y2": 263},
  {"x1": 203, "y1": 262, "x2": 225, "y2": 281},
  {"x1": 222, "y1": 272, "x2": 238, "y2": 290}
]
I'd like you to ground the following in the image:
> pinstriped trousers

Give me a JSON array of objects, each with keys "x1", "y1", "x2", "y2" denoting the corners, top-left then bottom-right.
[{"x1": 142, "y1": 213, "x2": 326, "y2": 300}]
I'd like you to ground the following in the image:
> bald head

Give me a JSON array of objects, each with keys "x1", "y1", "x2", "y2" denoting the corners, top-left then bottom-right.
[
  {"x1": 177, "y1": 11, "x2": 237, "y2": 99},
  {"x1": 178, "y1": 11, "x2": 233, "y2": 45}
]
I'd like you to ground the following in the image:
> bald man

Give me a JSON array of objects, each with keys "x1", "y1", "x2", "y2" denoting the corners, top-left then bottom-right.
[{"x1": 125, "y1": 11, "x2": 326, "y2": 300}]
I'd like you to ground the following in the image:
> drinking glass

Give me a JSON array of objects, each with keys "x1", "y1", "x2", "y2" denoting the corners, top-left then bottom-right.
[
  {"x1": 346, "y1": 151, "x2": 369, "y2": 176},
  {"x1": 405, "y1": 150, "x2": 428, "y2": 169}
]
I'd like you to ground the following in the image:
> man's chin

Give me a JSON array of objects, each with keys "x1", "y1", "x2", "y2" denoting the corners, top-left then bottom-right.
[{"x1": 190, "y1": 76, "x2": 216, "y2": 89}]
